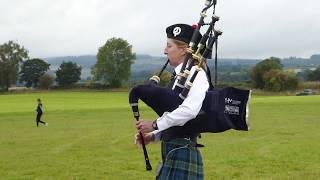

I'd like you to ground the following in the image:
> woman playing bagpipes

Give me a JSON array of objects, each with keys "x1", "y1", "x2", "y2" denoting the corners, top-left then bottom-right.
[
  {"x1": 131, "y1": 1, "x2": 250, "y2": 178},
  {"x1": 135, "y1": 23, "x2": 207, "y2": 180}
]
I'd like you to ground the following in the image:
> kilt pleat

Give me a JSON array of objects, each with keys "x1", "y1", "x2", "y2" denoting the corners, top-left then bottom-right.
[{"x1": 157, "y1": 138, "x2": 204, "y2": 180}]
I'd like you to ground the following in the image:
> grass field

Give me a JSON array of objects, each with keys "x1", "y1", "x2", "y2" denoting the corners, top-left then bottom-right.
[{"x1": 0, "y1": 91, "x2": 319, "y2": 179}]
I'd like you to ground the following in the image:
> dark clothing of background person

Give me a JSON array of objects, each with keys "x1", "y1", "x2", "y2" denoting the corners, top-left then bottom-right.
[{"x1": 36, "y1": 102, "x2": 46, "y2": 127}]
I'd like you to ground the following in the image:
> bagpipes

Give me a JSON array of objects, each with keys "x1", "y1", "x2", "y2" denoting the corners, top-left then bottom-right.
[{"x1": 129, "y1": 0, "x2": 251, "y2": 171}]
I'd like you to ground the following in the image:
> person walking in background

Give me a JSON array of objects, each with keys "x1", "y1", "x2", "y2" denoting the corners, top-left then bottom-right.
[{"x1": 36, "y1": 98, "x2": 48, "y2": 127}]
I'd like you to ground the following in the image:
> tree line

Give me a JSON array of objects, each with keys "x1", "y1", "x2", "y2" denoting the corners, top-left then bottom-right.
[
  {"x1": 0, "y1": 38, "x2": 135, "y2": 91},
  {"x1": 1, "y1": 39, "x2": 320, "y2": 92},
  {"x1": 0, "y1": 40, "x2": 82, "y2": 91}
]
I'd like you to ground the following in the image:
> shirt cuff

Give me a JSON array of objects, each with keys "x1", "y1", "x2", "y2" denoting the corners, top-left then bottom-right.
[{"x1": 152, "y1": 130, "x2": 161, "y2": 142}]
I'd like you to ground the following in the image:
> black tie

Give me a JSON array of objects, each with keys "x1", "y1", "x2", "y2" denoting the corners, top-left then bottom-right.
[{"x1": 167, "y1": 71, "x2": 176, "y2": 88}]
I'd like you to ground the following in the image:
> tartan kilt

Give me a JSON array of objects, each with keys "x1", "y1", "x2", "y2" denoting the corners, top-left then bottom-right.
[{"x1": 157, "y1": 138, "x2": 204, "y2": 180}]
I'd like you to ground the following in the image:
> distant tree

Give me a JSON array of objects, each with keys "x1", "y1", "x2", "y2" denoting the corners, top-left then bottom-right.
[
  {"x1": 56, "y1": 61, "x2": 81, "y2": 86},
  {"x1": 250, "y1": 57, "x2": 283, "y2": 89},
  {"x1": 151, "y1": 70, "x2": 171, "y2": 87},
  {"x1": 296, "y1": 69, "x2": 312, "y2": 80},
  {"x1": 20, "y1": 58, "x2": 50, "y2": 87},
  {"x1": 0, "y1": 41, "x2": 29, "y2": 91},
  {"x1": 263, "y1": 69, "x2": 299, "y2": 91},
  {"x1": 307, "y1": 67, "x2": 320, "y2": 81},
  {"x1": 38, "y1": 74, "x2": 54, "y2": 89},
  {"x1": 92, "y1": 37, "x2": 135, "y2": 88}
]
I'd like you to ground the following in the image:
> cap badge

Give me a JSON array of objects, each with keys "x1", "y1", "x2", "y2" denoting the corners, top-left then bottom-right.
[{"x1": 173, "y1": 27, "x2": 182, "y2": 37}]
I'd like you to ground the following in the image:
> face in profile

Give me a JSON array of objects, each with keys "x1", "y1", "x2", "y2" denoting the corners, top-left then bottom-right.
[{"x1": 164, "y1": 38, "x2": 187, "y2": 67}]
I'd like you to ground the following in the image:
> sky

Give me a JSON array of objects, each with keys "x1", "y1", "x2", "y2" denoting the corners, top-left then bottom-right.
[{"x1": 1, "y1": 0, "x2": 319, "y2": 59}]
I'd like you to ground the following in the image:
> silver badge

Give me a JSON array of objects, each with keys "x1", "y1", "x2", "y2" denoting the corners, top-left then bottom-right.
[{"x1": 173, "y1": 27, "x2": 182, "y2": 37}]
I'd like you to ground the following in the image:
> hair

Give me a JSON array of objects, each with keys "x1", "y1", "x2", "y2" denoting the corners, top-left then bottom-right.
[{"x1": 172, "y1": 39, "x2": 188, "y2": 49}]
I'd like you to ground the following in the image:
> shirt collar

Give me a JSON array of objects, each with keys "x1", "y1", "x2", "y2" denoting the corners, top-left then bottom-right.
[{"x1": 174, "y1": 63, "x2": 183, "y2": 74}]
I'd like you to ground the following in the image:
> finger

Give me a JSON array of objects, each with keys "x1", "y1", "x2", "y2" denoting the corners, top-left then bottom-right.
[
  {"x1": 135, "y1": 136, "x2": 141, "y2": 143},
  {"x1": 139, "y1": 128, "x2": 144, "y2": 134},
  {"x1": 135, "y1": 133, "x2": 139, "y2": 139},
  {"x1": 143, "y1": 129, "x2": 149, "y2": 134},
  {"x1": 135, "y1": 135, "x2": 140, "y2": 144},
  {"x1": 135, "y1": 123, "x2": 139, "y2": 128},
  {"x1": 135, "y1": 136, "x2": 142, "y2": 148},
  {"x1": 136, "y1": 124, "x2": 142, "y2": 130},
  {"x1": 134, "y1": 134, "x2": 138, "y2": 144}
]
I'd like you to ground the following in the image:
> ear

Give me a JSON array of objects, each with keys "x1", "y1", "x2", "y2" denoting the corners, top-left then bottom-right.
[{"x1": 179, "y1": 47, "x2": 187, "y2": 56}]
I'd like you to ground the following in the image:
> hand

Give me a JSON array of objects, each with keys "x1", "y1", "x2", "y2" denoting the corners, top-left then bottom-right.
[
  {"x1": 136, "y1": 120, "x2": 154, "y2": 133},
  {"x1": 135, "y1": 132, "x2": 155, "y2": 148}
]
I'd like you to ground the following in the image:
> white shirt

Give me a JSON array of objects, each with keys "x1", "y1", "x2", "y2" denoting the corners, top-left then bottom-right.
[{"x1": 152, "y1": 63, "x2": 209, "y2": 141}]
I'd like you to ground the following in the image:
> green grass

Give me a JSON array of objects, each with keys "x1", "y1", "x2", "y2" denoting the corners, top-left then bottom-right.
[{"x1": 0, "y1": 91, "x2": 319, "y2": 179}]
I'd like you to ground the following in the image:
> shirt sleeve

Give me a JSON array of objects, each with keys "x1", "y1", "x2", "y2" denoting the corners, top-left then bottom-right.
[{"x1": 156, "y1": 68, "x2": 209, "y2": 131}]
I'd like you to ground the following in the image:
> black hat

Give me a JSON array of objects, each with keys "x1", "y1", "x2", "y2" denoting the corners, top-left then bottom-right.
[{"x1": 166, "y1": 24, "x2": 202, "y2": 44}]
